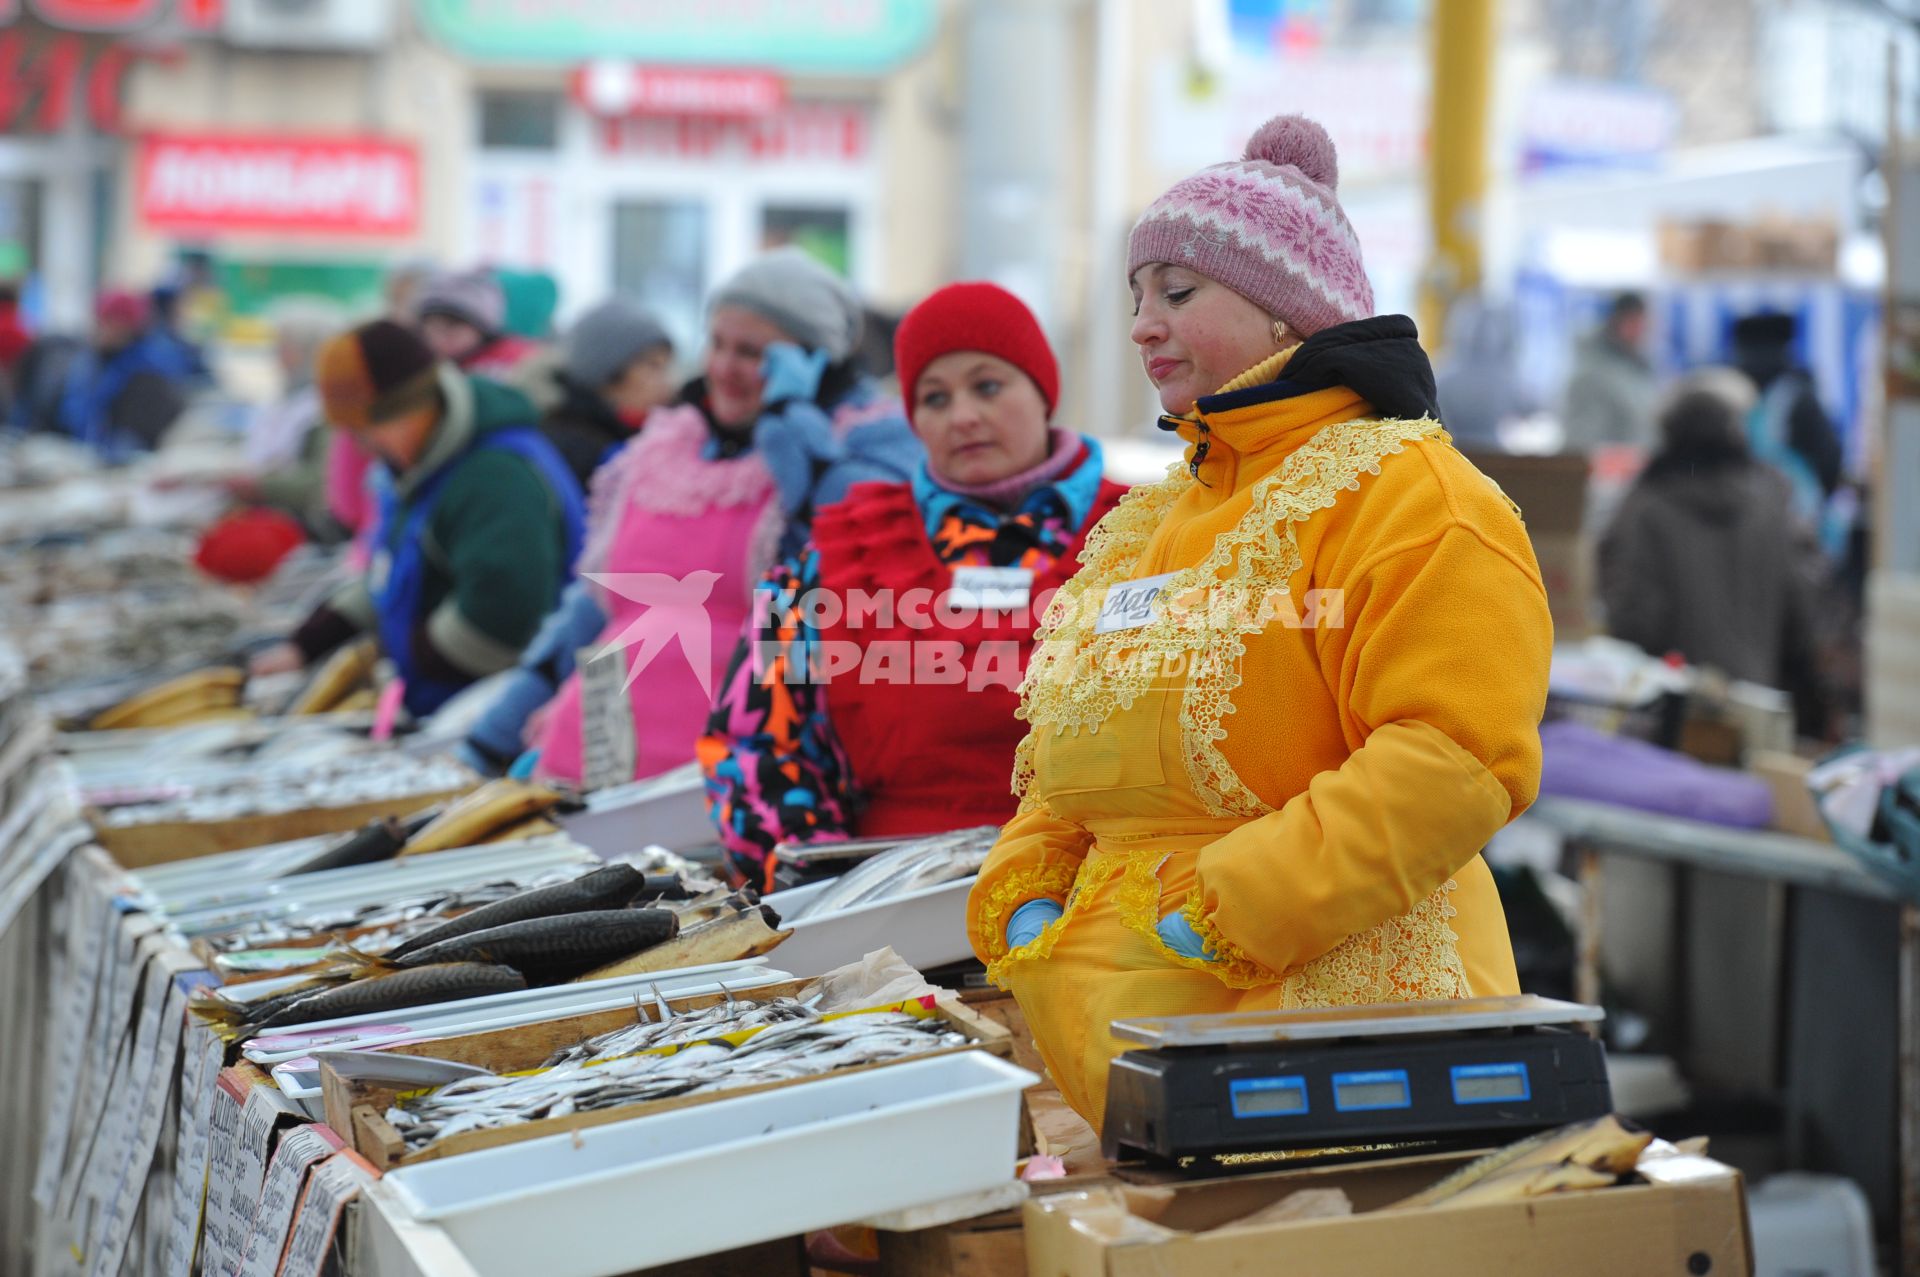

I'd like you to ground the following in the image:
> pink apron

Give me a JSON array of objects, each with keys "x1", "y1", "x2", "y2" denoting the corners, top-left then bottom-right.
[{"x1": 534, "y1": 404, "x2": 778, "y2": 785}]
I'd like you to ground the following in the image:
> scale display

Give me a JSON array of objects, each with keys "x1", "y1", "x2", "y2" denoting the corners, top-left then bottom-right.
[{"x1": 1102, "y1": 996, "x2": 1612, "y2": 1162}]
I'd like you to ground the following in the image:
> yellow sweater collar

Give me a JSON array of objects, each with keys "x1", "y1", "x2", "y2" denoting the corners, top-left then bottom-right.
[{"x1": 1163, "y1": 346, "x2": 1371, "y2": 490}]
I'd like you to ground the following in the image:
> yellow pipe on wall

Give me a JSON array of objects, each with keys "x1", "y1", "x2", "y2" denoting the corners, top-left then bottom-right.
[{"x1": 1421, "y1": 0, "x2": 1499, "y2": 354}]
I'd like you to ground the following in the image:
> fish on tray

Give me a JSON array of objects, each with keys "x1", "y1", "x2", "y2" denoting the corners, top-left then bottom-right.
[
  {"x1": 375, "y1": 909, "x2": 680, "y2": 984},
  {"x1": 244, "y1": 962, "x2": 527, "y2": 1035},
  {"x1": 381, "y1": 863, "x2": 658, "y2": 962},
  {"x1": 390, "y1": 1009, "x2": 964, "y2": 1149}
]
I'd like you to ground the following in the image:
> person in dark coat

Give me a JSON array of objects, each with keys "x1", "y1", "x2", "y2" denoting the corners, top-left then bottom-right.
[
  {"x1": 57, "y1": 290, "x2": 198, "y2": 456},
  {"x1": 1731, "y1": 311, "x2": 1844, "y2": 501},
  {"x1": 1600, "y1": 368, "x2": 1825, "y2": 729},
  {"x1": 539, "y1": 299, "x2": 676, "y2": 491}
]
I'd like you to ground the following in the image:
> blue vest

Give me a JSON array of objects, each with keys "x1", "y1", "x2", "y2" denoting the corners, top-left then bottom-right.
[{"x1": 372, "y1": 427, "x2": 585, "y2": 717}]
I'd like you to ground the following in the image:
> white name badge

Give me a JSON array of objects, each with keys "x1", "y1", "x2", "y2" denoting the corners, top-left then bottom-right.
[
  {"x1": 947, "y1": 565, "x2": 1033, "y2": 610},
  {"x1": 1096, "y1": 572, "x2": 1177, "y2": 635}
]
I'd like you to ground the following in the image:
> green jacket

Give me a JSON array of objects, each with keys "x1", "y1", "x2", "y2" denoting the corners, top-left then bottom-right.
[{"x1": 331, "y1": 366, "x2": 572, "y2": 677}]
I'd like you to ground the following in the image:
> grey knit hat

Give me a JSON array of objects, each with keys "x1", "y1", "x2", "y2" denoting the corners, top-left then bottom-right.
[
  {"x1": 709, "y1": 247, "x2": 862, "y2": 361},
  {"x1": 564, "y1": 299, "x2": 673, "y2": 388},
  {"x1": 417, "y1": 269, "x2": 506, "y2": 336}
]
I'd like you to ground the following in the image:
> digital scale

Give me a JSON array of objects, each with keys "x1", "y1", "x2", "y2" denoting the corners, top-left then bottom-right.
[{"x1": 1101, "y1": 995, "x2": 1612, "y2": 1163}]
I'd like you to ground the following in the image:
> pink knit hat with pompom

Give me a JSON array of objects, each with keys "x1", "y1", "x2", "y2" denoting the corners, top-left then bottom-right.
[{"x1": 1127, "y1": 114, "x2": 1373, "y2": 337}]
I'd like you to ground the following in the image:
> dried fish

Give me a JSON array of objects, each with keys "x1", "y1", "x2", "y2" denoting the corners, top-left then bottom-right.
[
  {"x1": 381, "y1": 864, "x2": 654, "y2": 962},
  {"x1": 247, "y1": 962, "x2": 527, "y2": 1035},
  {"x1": 386, "y1": 908, "x2": 680, "y2": 983},
  {"x1": 392, "y1": 1010, "x2": 965, "y2": 1150},
  {"x1": 788, "y1": 826, "x2": 999, "y2": 920}
]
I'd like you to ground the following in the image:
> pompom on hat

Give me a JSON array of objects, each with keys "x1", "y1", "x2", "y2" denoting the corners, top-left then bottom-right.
[
  {"x1": 893, "y1": 282, "x2": 1059, "y2": 425},
  {"x1": 1126, "y1": 113, "x2": 1373, "y2": 337}
]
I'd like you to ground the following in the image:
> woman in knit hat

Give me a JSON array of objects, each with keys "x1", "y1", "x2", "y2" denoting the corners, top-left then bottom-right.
[
  {"x1": 462, "y1": 248, "x2": 920, "y2": 782},
  {"x1": 698, "y1": 282, "x2": 1128, "y2": 889},
  {"x1": 964, "y1": 116, "x2": 1553, "y2": 1127},
  {"x1": 538, "y1": 298, "x2": 677, "y2": 491},
  {"x1": 416, "y1": 267, "x2": 543, "y2": 381}
]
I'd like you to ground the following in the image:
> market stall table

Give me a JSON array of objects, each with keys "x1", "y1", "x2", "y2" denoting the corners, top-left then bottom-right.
[{"x1": 1525, "y1": 795, "x2": 1917, "y2": 1276}]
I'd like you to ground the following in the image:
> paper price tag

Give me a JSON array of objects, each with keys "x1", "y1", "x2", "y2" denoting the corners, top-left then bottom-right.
[
  {"x1": 199, "y1": 1071, "x2": 250, "y2": 1277},
  {"x1": 947, "y1": 565, "x2": 1034, "y2": 611},
  {"x1": 1094, "y1": 572, "x2": 1177, "y2": 635},
  {"x1": 235, "y1": 1125, "x2": 342, "y2": 1277},
  {"x1": 217, "y1": 1088, "x2": 286, "y2": 1268},
  {"x1": 578, "y1": 643, "x2": 637, "y2": 792},
  {"x1": 278, "y1": 1154, "x2": 373, "y2": 1277},
  {"x1": 164, "y1": 1026, "x2": 226, "y2": 1277}
]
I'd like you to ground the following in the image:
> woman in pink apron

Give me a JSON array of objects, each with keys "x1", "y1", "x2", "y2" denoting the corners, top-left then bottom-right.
[{"x1": 463, "y1": 249, "x2": 920, "y2": 784}]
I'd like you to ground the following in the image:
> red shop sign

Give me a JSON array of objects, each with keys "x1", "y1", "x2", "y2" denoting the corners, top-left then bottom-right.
[
  {"x1": 137, "y1": 133, "x2": 419, "y2": 236},
  {"x1": 571, "y1": 63, "x2": 786, "y2": 119}
]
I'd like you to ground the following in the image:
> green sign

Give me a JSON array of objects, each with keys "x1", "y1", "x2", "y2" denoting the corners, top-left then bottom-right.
[{"x1": 415, "y1": 0, "x2": 938, "y2": 71}]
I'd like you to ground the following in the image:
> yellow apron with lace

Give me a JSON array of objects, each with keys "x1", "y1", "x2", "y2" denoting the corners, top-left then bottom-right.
[{"x1": 966, "y1": 355, "x2": 1551, "y2": 1129}]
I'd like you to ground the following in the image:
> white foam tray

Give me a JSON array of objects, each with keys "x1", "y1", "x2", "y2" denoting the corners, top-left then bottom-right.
[
  {"x1": 763, "y1": 874, "x2": 977, "y2": 977},
  {"x1": 384, "y1": 1050, "x2": 1037, "y2": 1276},
  {"x1": 240, "y1": 960, "x2": 788, "y2": 1064},
  {"x1": 559, "y1": 763, "x2": 715, "y2": 856}
]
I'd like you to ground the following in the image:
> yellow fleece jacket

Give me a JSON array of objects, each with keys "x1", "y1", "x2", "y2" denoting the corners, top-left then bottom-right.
[{"x1": 964, "y1": 349, "x2": 1552, "y2": 1125}]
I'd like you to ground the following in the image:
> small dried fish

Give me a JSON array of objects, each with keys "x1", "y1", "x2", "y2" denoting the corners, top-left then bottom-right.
[
  {"x1": 789, "y1": 826, "x2": 999, "y2": 920},
  {"x1": 387, "y1": 909, "x2": 679, "y2": 983},
  {"x1": 392, "y1": 1010, "x2": 963, "y2": 1150},
  {"x1": 247, "y1": 962, "x2": 526, "y2": 1035}
]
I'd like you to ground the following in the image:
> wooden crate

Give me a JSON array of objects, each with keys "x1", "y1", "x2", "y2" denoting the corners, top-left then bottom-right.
[
  {"x1": 323, "y1": 978, "x2": 1012, "y2": 1169},
  {"x1": 89, "y1": 787, "x2": 469, "y2": 868}
]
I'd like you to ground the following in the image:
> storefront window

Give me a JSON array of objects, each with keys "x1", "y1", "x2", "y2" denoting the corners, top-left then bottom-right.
[
  {"x1": 612, "y1": 200, "x2": 708, "y2": 362},
  {"x1": 761, "y1": 205, "x2": 851, "y2": 277},
  {"x1": 0, "y1": 179, "x2": 43, "y2": 286},
  {"x1": 479, "y1": 90, "x2": 563, "y2": 151}
]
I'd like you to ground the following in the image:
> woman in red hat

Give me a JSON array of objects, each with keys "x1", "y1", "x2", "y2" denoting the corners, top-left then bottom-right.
[{"x1": 698, "y1": 282, "x2": 1127, "y2": 890}]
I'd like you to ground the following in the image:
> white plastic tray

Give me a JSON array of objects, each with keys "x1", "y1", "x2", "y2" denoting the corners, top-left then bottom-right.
[
  {"x1": 239, "y1": 960, "x2": 788, "y2": 1064},
  {"x1": 384, "y1": 1050, "x2": 1037, "y2": 1276},
  {"x1": 559, "y1": 763, "x2": 715, "y2": 856},
  {"x1": 763, "y1": 874, "x2": 976, "y2": 977}
]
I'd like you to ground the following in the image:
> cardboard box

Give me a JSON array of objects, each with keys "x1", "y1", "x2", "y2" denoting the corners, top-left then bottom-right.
[
  {"x1": 1024, "y1": 1149, "x2": 1752, "y2": 1277},
  {"x1": 1749, "y1": 750, "x2": 1830, "y2": 842},
  {"x1": 87, "y1": 787, "x2": 469, "y2": 868}
]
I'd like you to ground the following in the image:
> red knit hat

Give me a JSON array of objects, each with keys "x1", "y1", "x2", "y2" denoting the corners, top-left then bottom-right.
[
  {"x1": 893, "y1": 282, "x2": 1059, "y2": 425},
  {"x1": 194, "y1": 508, "x2": 306, "y2": 583}
]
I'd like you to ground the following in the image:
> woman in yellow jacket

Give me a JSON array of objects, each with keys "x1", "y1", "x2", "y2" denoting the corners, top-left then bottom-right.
[{"x1": 965, "y1": 115, "x2": 1554, "y2": 1128}]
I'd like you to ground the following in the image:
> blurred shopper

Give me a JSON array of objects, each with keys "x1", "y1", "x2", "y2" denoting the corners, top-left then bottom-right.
[
  {"x1": 147, "y1": 282, "x2": 212, "y2": 383},
  {"x1": 228, "y1": 302, "x2": 347, "y2": 536},
  {"x1": 0, "y1": 282, "x2": 30, "y2": 420},
  {"x1": 461, "y1": 249, "x2": 920, "y2": 782},
  {"x1": 1730, "y1": 311, "x2": 1844, "y2": 515},
  {"x1": 540, "y1": 299, "x2": 676, "y2": 491},
  {"x1": 249, "y1": 320, "x2": 585, "y2": 719},
  {"x1": 383, "y1": 258, "x2": 438, "y2": 325},
  {"x1": 1562, "y1": 292, "x2": 1657, "y2": 451},
  {"x1": 57, "y1": 290, "x2": 198, "y2": 456},
  {"x1": 1600, "y1": 369, "x2": 1824, "y2": 726},
  {"x1": 699, "y1": 283, "x2": 1128, "y2": 889},
  {"x1": 965, "y1": 115, "x2": 1549, "y2": 1127},
  {"x1": 416, "y1": 268, "x2": 544, "y2": 380},
  {"x1": 0, "y1": 283, "x2": 30, "y2": 378}
]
